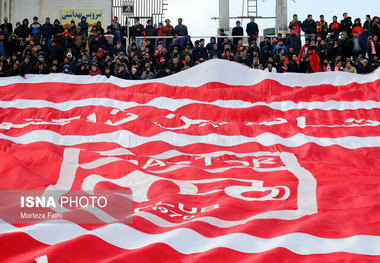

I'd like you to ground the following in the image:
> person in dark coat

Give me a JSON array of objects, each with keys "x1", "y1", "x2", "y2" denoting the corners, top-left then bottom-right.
[
  {"x1": 47, "y1": 39, "x2": 64, "y2": 64},
  {"x1": 286, "y1": 28, "x2": 302, "y2": 54},
  {"x1": 329, "y1": 16, "x2": 342, "y2": 36},
  {"x1": 130, "y1": 17, "x2": 144, "y2": 45},
  {"x1": 302, "y1": 14, "x2": 316, "y2": 41},
  {"x1": 15, "y1": 19, "x2": 30, "y2": 40},
  {"x1": 341, "y1": 13, "x2": 353, "y2": 38},
  {"x1": 363, "y1": 15, "x2": 373, "y2": 34},
  {"x1": 372, "y1": 16, "x2": 380, "y2": 39},
  {"x1": 172, "y1": 35, "x2": 191, "y2": 51},
  {"x1": 358, "y1": 59, "x2": 374, "y2": 74},
  {"x1": 20, "y1": 56, "x2": 33, "y2": 78},
  {"x1": 0, "y1": 17, "x2": 12, "y2": 36},
  {"x1": 174, "y1": 18, "x2": 188, "y2": 36},
  {"x1": 53, "y1": 19, "x2": 64, "y2": 45},
  {"x1": 41, "y1": 17, "x2": 55, "y2": 47},
  {"x1": 232, "y1": 21, "x2": 243, "y2": 45},
  {"x1": 206, "y1": 37, "x2": 217, "y2": 52},
  {"x1": 78, "y1": 16, "x2": 89, "y2": 36},
  {"x1": 144, "y1": 19, "x2": 155, "y2": 43},
  {"x1": 246, "y1": 17, "x2": 259, "y2": 44},
  {"x1": 193, "y1": 39, "x2": 208, "y2": 61},
  {"x1": 289, "y1": 14, "x2": 302, "y2": 35}
]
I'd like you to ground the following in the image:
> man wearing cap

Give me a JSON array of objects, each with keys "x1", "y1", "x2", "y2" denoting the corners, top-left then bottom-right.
[
  {"x1": 154, "y1": 22, "x2": 167, "y2": 44},
  {"x1": 246, "y1": 17, "x2": 259, "y2": 44},
  {"x1": 30, "y1": 17, "x2": 42, "y2": 45},
  {"x1": 308, "y1": 47, "x2": 322, "y2": 73},
  {"x1": 317, "y1": 15, "x2": 328, "y2": 40},
  {"x1": 289, "y1": 14, "x2": 302, "y2": 36},
  {"x1": 232, "y1": 21, "x2": 243, "y2": 46},
  {"x1": 358, "y1": 59, "x2": 374, "y2": 74}
]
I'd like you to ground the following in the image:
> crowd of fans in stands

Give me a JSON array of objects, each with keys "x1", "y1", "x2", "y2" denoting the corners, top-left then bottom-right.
[{"x1": 0, "y1": 13, "x2": 378, "y2": 79}]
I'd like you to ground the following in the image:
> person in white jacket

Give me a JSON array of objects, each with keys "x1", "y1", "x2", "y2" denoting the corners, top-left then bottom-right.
[{"x1": 264, "y1": 62, "x2": 277, "y2": 73}]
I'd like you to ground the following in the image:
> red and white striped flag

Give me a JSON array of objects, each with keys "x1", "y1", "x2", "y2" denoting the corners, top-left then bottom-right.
[{"x1": 0, "y1": 60, "x2": 380, "y2": 262}]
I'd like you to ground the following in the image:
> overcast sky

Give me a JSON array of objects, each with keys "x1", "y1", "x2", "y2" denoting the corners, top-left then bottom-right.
[{"x1": 165, "y1": 0, "x2": 379, "y2": 37}]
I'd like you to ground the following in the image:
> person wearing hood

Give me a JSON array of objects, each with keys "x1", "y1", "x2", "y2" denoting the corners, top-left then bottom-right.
[
  {"x1": 75, "y1": 63, "x2": 89, "y2": 75},
  {"x1": 53, "y1": 19, "x2": 64, "y2": 45},
  {"x1": 78, "y1": 16, "x2": 89, "y2": 36},
  {"x1": 62, "y1": 64, "x2": 73, "y2": 74},
  {"x1": 308, "y1": 47, "x2": 322, "y2": 73},
  {"x1": 15, "y1": 19, "x2": 30, "y2": 40},
  {"x1": 352, "y1": 18, "x2": 363, "y2": 36},
  {"x1": 172, "y1": 35, "x2": 191, "y2": 51},
  {"x1": 68, "y1": 20, "x2": 77, "y2": 36},
  {"x1": 7, "y1": 34, "x2": 18, "y2": 57}
]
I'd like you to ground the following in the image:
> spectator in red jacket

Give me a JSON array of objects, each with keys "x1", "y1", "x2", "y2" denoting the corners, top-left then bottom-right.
[
  {"x1": 308, "y1": 47, "x2": 322, "y2": 72},
  {"x1": 89, "y1": 63, "x2": 101, "y2": 76}
]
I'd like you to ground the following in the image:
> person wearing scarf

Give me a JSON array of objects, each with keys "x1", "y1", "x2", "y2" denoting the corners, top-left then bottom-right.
[
  {"x1": 372, "y1": 17, "x2": 380, "y2": 38},
  {"x1": 322, "y1": 58, "x2": 332, "y2": 71},
  {"x1": 329, "y1": 16, "x2": 341, "y2": 35},
  {"x1": 317, "y1": 15, "x2": 328, "y2": 40},
  {"x1": 289, "y1": 14, "x2": 302, "y2": 36}
]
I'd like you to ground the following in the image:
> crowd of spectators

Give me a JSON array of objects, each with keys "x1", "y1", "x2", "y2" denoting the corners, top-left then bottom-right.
[{"x1": 0, "y1": 13, "x2": 378, "y2": 79}]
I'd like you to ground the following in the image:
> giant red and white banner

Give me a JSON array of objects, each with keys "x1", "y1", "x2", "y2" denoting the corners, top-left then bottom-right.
[{"x1": 0, "y1": 60, "x2": 380, "y2": 262}]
